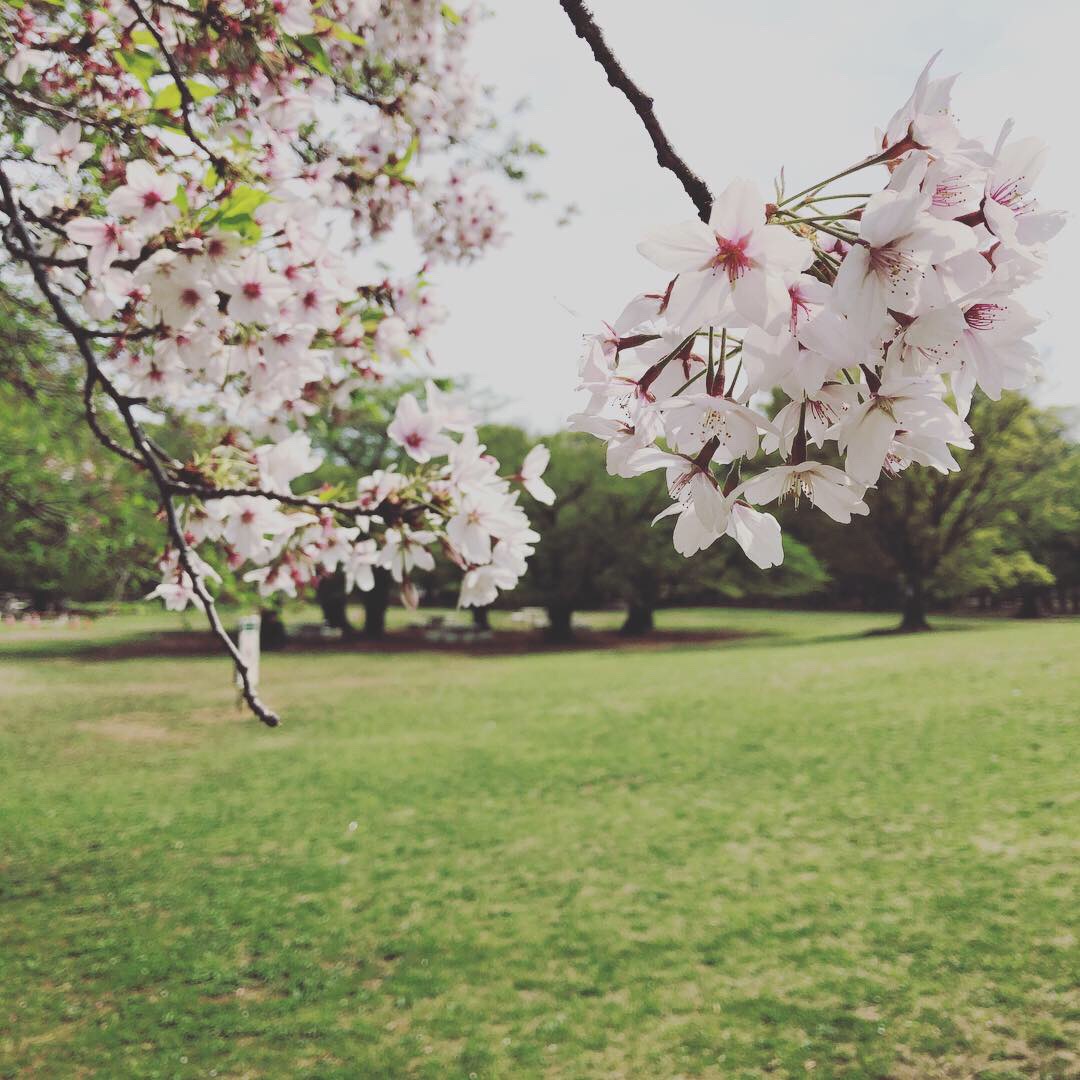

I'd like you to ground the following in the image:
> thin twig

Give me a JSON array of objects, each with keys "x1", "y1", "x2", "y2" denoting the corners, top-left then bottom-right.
[
  {"x1": 128, "y1": 0, "x2": 229, "y2": 175},
  {"x1": 0, "y1": 163, "x2": 279, "y2": 727},
  {"x1": 169, "y1": 481, "x2": 364, "y2": 518},
  {"x1": 557, "y1": 0, "x2": 713, "y2": 222}
]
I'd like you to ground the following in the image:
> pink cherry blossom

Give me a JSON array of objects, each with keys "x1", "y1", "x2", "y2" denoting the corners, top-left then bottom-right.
[{"x1": 105, "y1": 160, "x2": 180, "y2": 234}]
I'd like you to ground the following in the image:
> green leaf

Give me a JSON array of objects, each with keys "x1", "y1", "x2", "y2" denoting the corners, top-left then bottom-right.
[
  {"x1": 173, "y1": 185, "x2": 189, "y2": 215},
  {"x1": 218, "y1": 214, "x2": 261, "y2": 242},
  {"x1": 131, "y1": 28, "x2": 157, "y2": 47},
  {"x1": 151, "y1": 80, "x2": 213, "y2": 111},
  {"x1": 151, "y1": 83, "x2": 182, "y2": 111},
  {"x1": 331, "y1": 24, "x2": 366, "y2": 46},
  {"x1": 113, "y1": 49, "x2": 161, "y2": 91},
  {"x1": 385, "y1": 135, "x2": 419, "y2": 179},
  {"x1": 186, "y1": 80, "x2": 217, "y2": 102},
  {"x1": 314, "y1": 15, "x2": 366, "y2": 46},
  {"x1": 207, "y1": 185, "x2": 271, "y2": 242},
  {"x1": 441, "y1": 3, "x2": 461, "y2": 25},
  {"x1": 296, "y1": 34, "x2": 332, "y2": 75},
  {"x1": 219, "y1": 185, "x2": 270, "y2": 218},
  {"x1": 148, "y1": 116, "x2": 188, "y2": 137}
]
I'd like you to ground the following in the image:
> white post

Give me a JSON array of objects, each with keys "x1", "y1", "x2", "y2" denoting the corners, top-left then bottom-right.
[{"x1": 236, "y1": 613, "x2": 261, "y2": 693}]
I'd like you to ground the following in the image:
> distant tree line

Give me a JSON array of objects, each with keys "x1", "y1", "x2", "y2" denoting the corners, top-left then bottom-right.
[{"x1": 2, "y1": 297, "x2": 1077, "y2": 633}]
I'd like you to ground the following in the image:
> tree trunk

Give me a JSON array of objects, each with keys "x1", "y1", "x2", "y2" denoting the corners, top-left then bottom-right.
[
  {"x1": 316, "y1": 569, "x2": 354, "y2": 635},
  {"x1": 545, "y1": 604, "x2": 574, "y2": 643},
  {"x1": 1016, "y1": 587, "x2": 1041, "y2": 619},
  {"x1": 363, "y1": 568, "x2": 391, "y2": 640},
  {"x1": 471, "y1": 606, "x2": 491, "y2": 630},
  {"x1": 259, "y1": 607, "x2": 288, "y2": 651},
  {"x1": 620, "y1": 602, "x2": 654, "y2": 636},
  {"x1": 898, "y1": 573, "x2": 931, "y2": 632}
]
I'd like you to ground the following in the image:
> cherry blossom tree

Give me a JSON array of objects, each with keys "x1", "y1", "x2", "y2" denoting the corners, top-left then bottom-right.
[
  {"x1": 558, "y1": 3, "x2": 1062, "y2": 580},
  {"x1": 0, "y1": 0, "x2": 551, "y2": 724}
]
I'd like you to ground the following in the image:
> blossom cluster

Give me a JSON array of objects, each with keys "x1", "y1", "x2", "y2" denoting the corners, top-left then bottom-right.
[
  {"x1": 150, "y1": 384, "x2": 549, "y2": 611},
  {"x1": 1, "y1": 0, "x2": 546, "y2": 613},
  {"x1": 571, "y1": 56, "x2": 1062, "y2": 565}
]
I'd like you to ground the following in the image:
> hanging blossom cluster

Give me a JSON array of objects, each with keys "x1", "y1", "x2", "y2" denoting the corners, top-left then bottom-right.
[
  {"x1": 0, "y1": 1, "x2": 550, "y2": 650},
  {"x1": 570, "y1": 56, "x2": 1063, "y2": 566}
]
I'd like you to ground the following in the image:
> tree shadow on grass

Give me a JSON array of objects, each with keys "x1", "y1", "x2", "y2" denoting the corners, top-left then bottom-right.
[
  {"x1": 0, "y1": 613, "x2": 1007, "y2": 665},
  {"x1": 0, "y1": 626, "x2": 772, "y2": 663}
]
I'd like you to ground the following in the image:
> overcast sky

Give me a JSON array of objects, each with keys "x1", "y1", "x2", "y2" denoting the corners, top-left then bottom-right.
[{"x1": 387, "y1": 1, "x2": 1080, "y2": 432}]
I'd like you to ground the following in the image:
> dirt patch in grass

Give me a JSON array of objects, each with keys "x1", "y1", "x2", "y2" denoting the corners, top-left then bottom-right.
[{"x1": 75, "y1": 718, "x2": 190, "y2": 744}]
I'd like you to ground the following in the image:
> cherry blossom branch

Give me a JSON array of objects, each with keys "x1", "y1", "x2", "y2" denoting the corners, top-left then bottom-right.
[
  {"x1": 556, "y1": 0, "x2": 713, "y2": 222},
  {"x1": 0, "y1": 84, "x2": 143, "y2": 144},
  {"x1": 127, "y1": 1, "x2": 229, "y2": 175},
  {"x1": 0, "y1": 84, "x2": 88, "y2": 127},
  {"x1": 0, "y1": 163, "x2": 280, "y2": 727},
  {"x1": 168, "y1": 481, "x2": 365, "y2": 518},
  {"x1": 82, "y1": 368, "x2": 143, "y2": 466}
]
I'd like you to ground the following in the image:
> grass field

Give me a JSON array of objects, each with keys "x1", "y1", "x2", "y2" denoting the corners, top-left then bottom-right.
[{"x1": 1, "y1": 609, "x2": 1077, "y2": 1079}]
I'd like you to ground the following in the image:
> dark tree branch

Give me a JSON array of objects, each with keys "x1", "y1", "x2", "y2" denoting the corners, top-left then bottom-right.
[
  {"x1": 557, "y1": 0, "x2": 713, "y2": 222},
  {"x1": 82, "y1": 368, "x2": 143, "y2": 466},
  {"x1": 168, "y1": 481, "x2": 364, "y2": 518},
  {"x1": 0, "y1": 163, "x2": 280, "y2": 727},
  {"x1": 128, "y1": 1, "x2": 230, "y2": 176}
]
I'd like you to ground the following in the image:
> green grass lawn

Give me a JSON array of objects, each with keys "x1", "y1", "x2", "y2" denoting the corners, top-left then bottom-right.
[{"x1": 1, "y1": 610, "x2": 1077, "y2": 1079}]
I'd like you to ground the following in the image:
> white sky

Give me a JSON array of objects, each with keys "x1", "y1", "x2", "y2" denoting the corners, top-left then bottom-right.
[{"x1": 392, "y1": 0, "x2": 1080, "y2": 432}]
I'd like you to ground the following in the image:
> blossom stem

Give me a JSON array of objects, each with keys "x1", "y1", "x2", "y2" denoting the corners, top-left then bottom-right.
[
  {"x1": 728, "y1": 357, "x2": 743, "y2": 393},
  {"x1": 716, "y1": 327, "x2": 728, "y2": 396},
  {"x1": 800, "y1": 193, "x2": 873, "y2": 205},
  {"x1": 706, "y1": 326, "x2": 715, "y2": 395},
  {"x1": 640, "y1": 328, "x2": 700, "y2": 394},
  {"x1": 778, "y1": 214, "x2": 858, "y2": 244},
  {"x1": 672, "y1": 369, "x2": 706, "y2": 396},
  {"x1": 776, "y1": 148, "x2": 898, "y2": 209}
]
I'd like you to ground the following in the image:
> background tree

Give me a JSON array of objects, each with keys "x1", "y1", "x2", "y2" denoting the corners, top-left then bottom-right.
[
  {"x1": 499, "y1": 432, "x2": 827, "y2": 641},
  {"x1": 0, "y1": 292, "x2": 161, "y2": 607},
  {"x1": 787, "y1": 393, "x2": 1076, "y2": 630}
]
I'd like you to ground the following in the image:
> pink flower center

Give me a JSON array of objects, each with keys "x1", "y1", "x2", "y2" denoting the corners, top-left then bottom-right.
[
  {"x1": 141, "y1": 191, "x2": 163, "y2": 209},
  {"x1": 242, "y1": 282, "x2": 263, "y2": 300},
  {"x1": 932, "y1": 176, "x2": 966, "y2": 208},
  {"x1": 964, "y1": 303, "x2": 1004, "y2": 331},
  {"x1": 709, "y1": 233, "x2": 752, "y2": 283},
  {"x1": 404, "y1": 432, "x2": 424, "y2": 449},
  {"x1": 988, "y1": 178, "x2": 1033, "y2": 216},
  {"x1": 807, "y1": 398, "x2": 840, "y2": 427},
  {"x1": 180, "y1": 287, "x2": 201, "y2": 309},
  {"x1": 789, "y1": 285, "x2": 813, "y2": 333},
  {"x1": 869, "y1": 243, "x2": 920, "y2": 290}
]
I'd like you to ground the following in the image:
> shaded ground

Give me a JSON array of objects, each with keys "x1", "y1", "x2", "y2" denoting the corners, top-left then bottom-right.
[
  {"x1": 1, "y1": 609, "x2": 1078, "y2": 1078},
  {"x1": 63, "y1": 625, "x2": 760, "y2": 662}
]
